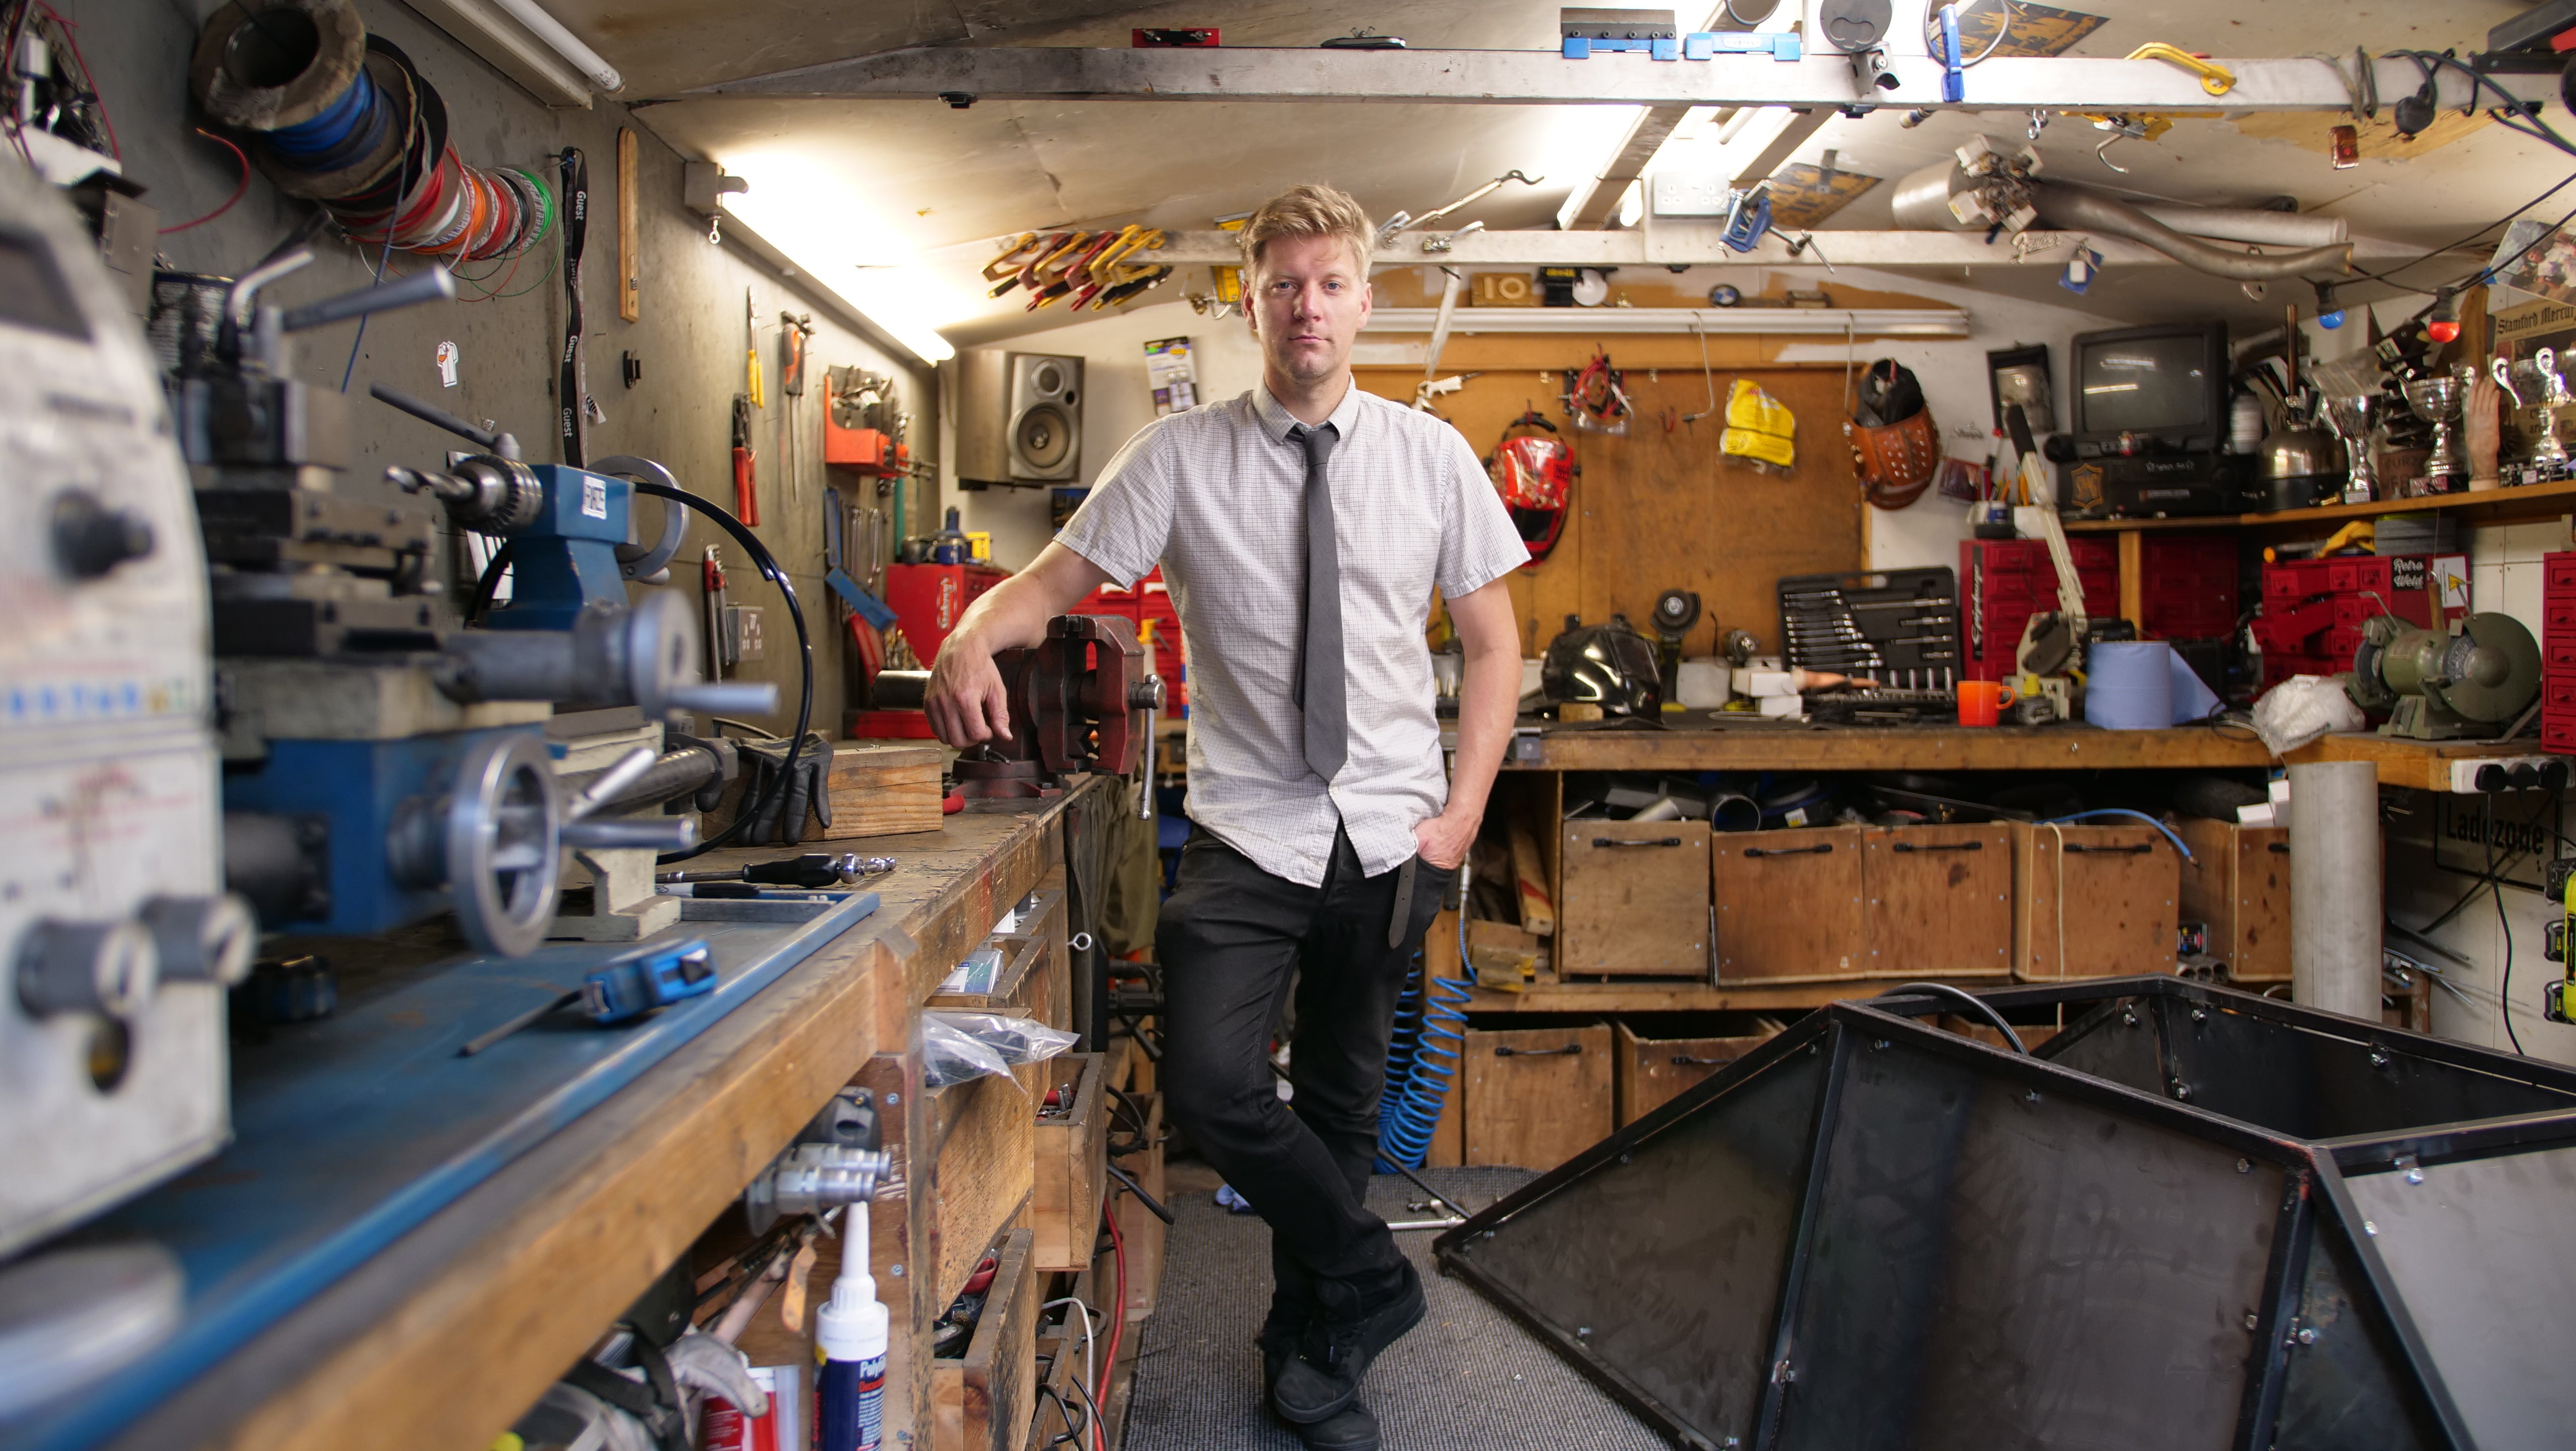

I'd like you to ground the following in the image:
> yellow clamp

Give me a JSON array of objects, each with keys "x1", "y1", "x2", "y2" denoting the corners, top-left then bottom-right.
[
  {"x1": 2127, "y1": 42, "x2": 2234, "y2": 96},
  {"x1": 2082, "y1": 112, "x2": 2174, "y2": 142}
]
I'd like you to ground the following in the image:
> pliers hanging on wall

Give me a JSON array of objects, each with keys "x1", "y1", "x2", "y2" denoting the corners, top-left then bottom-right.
[{"x1": 731, "y1": 394, "x2": 760, "y2": 526}]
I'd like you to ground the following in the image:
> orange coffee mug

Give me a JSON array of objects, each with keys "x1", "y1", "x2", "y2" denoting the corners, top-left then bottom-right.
[{"x1": 1956, "y1": 679, "x2": 2013, "y2": 727}]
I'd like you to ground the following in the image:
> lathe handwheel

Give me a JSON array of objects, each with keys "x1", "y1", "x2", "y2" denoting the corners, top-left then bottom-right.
[{"x1": 446, "y1": 733, "x2": 564, "y2": 958}]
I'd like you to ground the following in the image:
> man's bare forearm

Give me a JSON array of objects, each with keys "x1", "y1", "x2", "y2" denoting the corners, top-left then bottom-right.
[{"x1": 1444, "y1": 632, "x2": 1520, "y2": 825}]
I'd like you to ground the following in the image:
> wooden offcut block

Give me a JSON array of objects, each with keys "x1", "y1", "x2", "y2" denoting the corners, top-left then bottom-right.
[
  {"x1": 932, "y1": 1228, "x2": 1036, "y2": 1451},
  {"x1": 2174, "y1": 817, "x2": 2292, "y2": 983},
  {"x1": 1030, "y1": 1053, "x2": 1106, "y2": 1273},
  {"x1": 822, "y1": 741, "x2": 947, "y2": 838},
  {"x1": 1462, "y1": 1024, "x2": 1612, "y2": 1170},
  {"x1": 2012, "y1": 823, "x2": 2181, "y2": 980},
  {"x1": 1108, "y1": 1091, "x2": 1165, "y2": 1324}
]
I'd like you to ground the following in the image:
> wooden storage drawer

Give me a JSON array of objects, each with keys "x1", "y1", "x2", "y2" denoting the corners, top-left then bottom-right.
[
  {"x1": 2012, "y1": 823, "x2": 2180, "y2": 980},
  {"x1": 932, "y1": 1227, "x2": 1036, "y2": 1451},
  {"x1": 2174, "y1": 817, "x2": 2291, "y2": 983},
  {"x1": 1557, "y1": 821, "x2": 1711, "y2": 976},
  {"x1": 1612, "y1": 1022, "x2": 1773, "y2": 1126},
  {"x1": 1463, "y1": 1025, "x2": 1612, "y2": 1169},
  {"x1": 1861, "y1": 824, "x2": 2014, "y2": 980},
  {"x1": 930, "y1": 1069, "x2": 1036, "y2": 1314},
  {"x1": 1711, "y1": 827, "x2": 1865, "y2": 983},
  {"x1": 1030, "y1": 1052, "x2": 1106, "y2": 1272}
]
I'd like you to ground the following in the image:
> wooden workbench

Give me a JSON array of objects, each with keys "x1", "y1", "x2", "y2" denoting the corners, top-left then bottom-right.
[
  {"x1": 113, "y1": 789, "x2": 1094, "y2": 1451},
  {"x1": 1506, "y1": 719, "x2": 2540, "y2": 787}
]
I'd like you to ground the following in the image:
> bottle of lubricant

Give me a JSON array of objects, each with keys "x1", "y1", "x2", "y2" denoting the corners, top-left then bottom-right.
[{"x1": 812, "y1": 1208, "x2": 888, "y2": 1451}]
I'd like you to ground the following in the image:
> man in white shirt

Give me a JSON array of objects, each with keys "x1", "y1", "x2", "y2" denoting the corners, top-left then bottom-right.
[{"x1": 924, "y1": 183, "x2": 1526, "y2": 1448}]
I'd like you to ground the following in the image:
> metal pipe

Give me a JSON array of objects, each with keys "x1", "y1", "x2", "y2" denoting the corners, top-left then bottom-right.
[
  {"x1": 487, "y1": 0, "x2": 623, "y2": 92},
  {"x1": 2032, "y1": 186, "x2": 2353, "y2": 281},
  {"x1": 2132, "y1": 203, "x2": 2347, "y2": 248},
  {"x1": 2288, "y1": 761, "x2": 2381, "y2": 1020}
]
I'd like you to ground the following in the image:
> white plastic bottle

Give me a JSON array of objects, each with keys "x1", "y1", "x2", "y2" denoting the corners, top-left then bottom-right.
[{"x1": 813, "y1": 1209, "x2": 889, "y2": 1451}]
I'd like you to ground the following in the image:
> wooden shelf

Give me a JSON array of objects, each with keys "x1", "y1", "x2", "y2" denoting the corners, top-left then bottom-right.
[{"x1": 2064, "y1": 477, "x2": 2576, "y2": 538}]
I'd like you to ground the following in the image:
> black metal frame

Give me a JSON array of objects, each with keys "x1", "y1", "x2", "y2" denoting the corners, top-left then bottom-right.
[{"x1": 1436, "y1": 976, "x2": 2576, "y2": 1451}]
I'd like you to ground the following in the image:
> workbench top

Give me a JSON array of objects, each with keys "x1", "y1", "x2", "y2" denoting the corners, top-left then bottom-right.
[
  {"x1": 1505, "y1": 719, "x2": 2542, "y2": 784},
  {"x1": 89, "y1": 787, "x2": 1097, "y2": 1451}
]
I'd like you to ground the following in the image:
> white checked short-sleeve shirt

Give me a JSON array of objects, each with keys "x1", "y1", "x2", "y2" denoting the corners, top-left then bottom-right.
[{"x1": 1056, "y1": 380, "x2": 1528, "y2": 887}]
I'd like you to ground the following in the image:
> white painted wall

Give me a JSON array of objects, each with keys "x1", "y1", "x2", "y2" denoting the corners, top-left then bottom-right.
[{"x1": 943, "y1": 301, "x2": 1266, "y2": 569}]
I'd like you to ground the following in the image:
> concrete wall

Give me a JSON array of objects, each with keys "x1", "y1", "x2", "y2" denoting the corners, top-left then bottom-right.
[{"x1": 78, "y1": 0, "x2": 939, "y2": 736}]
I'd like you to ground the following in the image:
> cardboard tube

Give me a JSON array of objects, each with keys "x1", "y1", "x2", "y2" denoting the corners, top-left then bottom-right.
[{"x1": 2288, "y1": 761, "x2": 2381, "y2": 1019}]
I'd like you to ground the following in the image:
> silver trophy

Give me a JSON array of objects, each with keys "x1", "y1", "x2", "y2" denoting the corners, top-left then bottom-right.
[
  {"x1": 2531, "y1": 347, "x2": 2570, "y2": 477},
  {"x1": 2401, "y1": 366, "x2": 2473, "y2": 493},
  {"x1": 2321, "y1": 393, "x2": 2379, "y2": 503}
]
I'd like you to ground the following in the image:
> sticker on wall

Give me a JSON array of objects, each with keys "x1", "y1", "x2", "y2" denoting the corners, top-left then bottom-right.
[
  {"x1": 1145, "y1": 336, "x2": 1198, "y2": 415},
  {"x1": 436, "y1": 340, "x2": 460, "y2": 388}
]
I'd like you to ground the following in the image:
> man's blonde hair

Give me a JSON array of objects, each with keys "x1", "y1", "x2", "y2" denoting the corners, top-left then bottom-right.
[{"x1": 1238, "y1": 183, "x2": 1374, "y2": 279}]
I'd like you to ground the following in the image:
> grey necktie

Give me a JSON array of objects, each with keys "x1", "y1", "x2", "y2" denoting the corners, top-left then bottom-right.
[{"x1": 1289, "y1": 421, "x2": 1346, "y2": 782}]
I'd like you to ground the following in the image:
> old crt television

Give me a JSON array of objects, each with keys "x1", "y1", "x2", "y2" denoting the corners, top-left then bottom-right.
[{"x1": 2063, "y1": 322, "x2": 2236, "y2": 517}]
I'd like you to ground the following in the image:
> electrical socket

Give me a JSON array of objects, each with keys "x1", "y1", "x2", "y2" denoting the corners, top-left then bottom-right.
[{"x1": 2445, "y1": 756, "x2": 2568, "y2": 795}]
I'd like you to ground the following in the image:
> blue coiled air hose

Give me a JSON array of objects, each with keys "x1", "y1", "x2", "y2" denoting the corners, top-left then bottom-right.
[{"x1": 1375, "y1": 895, "x2": 1475, "y2": 1172}]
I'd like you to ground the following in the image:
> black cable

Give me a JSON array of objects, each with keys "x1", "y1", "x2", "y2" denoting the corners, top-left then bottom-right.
[
  {"x1": 628, "y1": 479, "x2": 813, "y2": 863},
  {"x1": 1871, "y1": 980, "x2": 2028, "y2": 1053},
  {"x1": 1037, "y1": 1382, "x2": 1088, "y2": 1448},
  {"x1": 2486, "y1": 796, "x2": 2530, "y2": 1055},
  {"x1": 466, "y1": 538, "x2": 513, "y2": 625},
  {"x1": 2316, "y1": 171, "x2": 2576, "y2": 290}
]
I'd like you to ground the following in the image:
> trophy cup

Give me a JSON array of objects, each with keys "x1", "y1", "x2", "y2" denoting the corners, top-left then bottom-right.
[
  {"x1": 2321, "y1": 393, "x2": 2379, "y2": 503},
  {"x1": 2532, "y1": 347, "x2": 2571, "y2": 479},
  {"x1": 2402, "y1": 366, "x2": 2472, "y2": 494}
]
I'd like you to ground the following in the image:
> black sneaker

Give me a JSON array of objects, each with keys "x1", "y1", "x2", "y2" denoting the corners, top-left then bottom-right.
[
  {"x1": 1260, "y1": 1255, "x2": 1315, "y2": 1398},
  {"x1": 1296, "y1": 1398, "x2": 1382, "y2": 1451},
  {"x1": 1270, "y1": 1261, "x2": 1426, "y2": 1426}
]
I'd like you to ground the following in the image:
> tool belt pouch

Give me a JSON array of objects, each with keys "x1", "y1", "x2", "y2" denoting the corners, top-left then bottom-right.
[{"x1": 1850, "y1": 406, "x2": 1939, "y2": 493}]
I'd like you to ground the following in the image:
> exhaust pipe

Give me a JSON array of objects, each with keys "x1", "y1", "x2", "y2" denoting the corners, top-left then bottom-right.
[{"x1": 2033, "y1": 186, "x2": 2352, "y2": 280}]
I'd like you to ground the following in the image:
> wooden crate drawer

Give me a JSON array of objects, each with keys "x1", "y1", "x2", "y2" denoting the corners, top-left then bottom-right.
[
  {"x1": 1612, "y1": 1022, "x2": 1774, "y2": 1126},
  {"x1": 2012, "y1": 823, "x2": 2181, "y2": 980},
  {"x1": 1030, "y1": 1053, "x2": 1106, "y2": 1273},
  {"x1": 2174, "y1": 817, "x2": 2291, "y2": 983},
  {"x1": 1712, "y1": 827, "x2": 1865, "y2": 983},
  {"x1": 1463, "y1": 1025, "x2": 1612, "y2": 1169},
  {"x1": 1557, "y1": 821, "x2": 1711, "y2": 976},
  {"x1": 1862, "y1": 824, "x2": 2014, "y2": 980},
  {"x1": 932, "y1": 1227, "x2": 1036, "y2": 1451},
  {"x1": 930, "y1": 1069, "x2": 1036, "y2": 1314}
]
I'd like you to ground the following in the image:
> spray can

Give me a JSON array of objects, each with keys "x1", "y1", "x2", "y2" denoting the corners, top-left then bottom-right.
[{"x1": 813, "y1": 1208, "x2": 888, "y2": 1451}]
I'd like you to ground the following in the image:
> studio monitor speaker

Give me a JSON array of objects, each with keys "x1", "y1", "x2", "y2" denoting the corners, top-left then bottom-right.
[{"x1": 956, "y1": 350, "x2": 1084, "y2": 488}]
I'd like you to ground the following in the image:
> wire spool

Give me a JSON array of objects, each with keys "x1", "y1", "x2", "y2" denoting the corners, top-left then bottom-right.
[
  {"x1": 191, "y1": 0, "x2": 368, "y2": 131},
  {"x1": 249, "y1": 44, "x2": 410, "y2": 200}
]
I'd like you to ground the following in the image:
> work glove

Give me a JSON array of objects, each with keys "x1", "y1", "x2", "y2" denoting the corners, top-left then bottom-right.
[
  {"x1": 735, "y1": 731, "x2": 834, "y2": 845},
  {"x1": 664, "y1": 1328, "x2": 770, "y2": 1420}
]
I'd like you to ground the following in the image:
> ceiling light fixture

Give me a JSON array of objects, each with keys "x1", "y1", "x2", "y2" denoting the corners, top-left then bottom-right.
[{"x1": 718, "y1": 160, "x2": 960, "y2": 364}]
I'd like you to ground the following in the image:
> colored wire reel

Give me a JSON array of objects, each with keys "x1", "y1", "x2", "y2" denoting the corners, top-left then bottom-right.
[{"x1": 191, "y1": 0, "x2": 551, "y2": 263}]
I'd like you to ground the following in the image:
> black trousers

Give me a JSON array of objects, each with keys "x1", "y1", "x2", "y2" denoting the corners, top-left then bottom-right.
[{"x1": 1158, "y1": 821, "x2": 1449, "y2": 1303}]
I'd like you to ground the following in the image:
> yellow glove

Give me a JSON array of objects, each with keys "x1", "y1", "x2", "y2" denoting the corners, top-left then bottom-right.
[{"x1": 1721, "y1": 379, "x2": 1796, "y2": 469}]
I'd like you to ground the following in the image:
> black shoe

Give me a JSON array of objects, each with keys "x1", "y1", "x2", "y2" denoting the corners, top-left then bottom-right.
[
  {"x1": 1296, "y1": 1398, "x2": 1382, "y2": 1451},
  {"x1": 1270, "y1": 1261, "x2": 1425, "y2": 1426},
  {"x1": 1260, "y1": 1257, "x2": 1316, "y2": 1398}
]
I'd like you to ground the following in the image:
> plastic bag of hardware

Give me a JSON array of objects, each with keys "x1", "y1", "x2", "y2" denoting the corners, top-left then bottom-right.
[
  {"x1": 2251, "y1": 674, "x2": 2366, "y2": 755},
  {"x1": 920, "y1": 1015, "x2": 1014, "y2": 1088},
  {"x1": 924, "y1": 1010, "x2": 1077, "y2": 1074}
]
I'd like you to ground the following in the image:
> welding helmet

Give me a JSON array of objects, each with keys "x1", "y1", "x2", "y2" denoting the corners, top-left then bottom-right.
[
  {"x1": 1542, "y1": 614, "x2": 1662, "y2": 717},
  {"x1": 1488, "y1": 410, "x2": 1575, "y2": 566}
]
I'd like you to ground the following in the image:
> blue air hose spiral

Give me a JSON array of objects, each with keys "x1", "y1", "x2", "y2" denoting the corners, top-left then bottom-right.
[{"x1": 1375, "y1": 910, "x2": 1476, "y2": 1172}]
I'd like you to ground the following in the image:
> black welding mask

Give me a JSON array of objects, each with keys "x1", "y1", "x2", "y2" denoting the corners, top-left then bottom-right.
[{"x1": 1541, "y1": 614, "x2": 1662, "y2": 717}]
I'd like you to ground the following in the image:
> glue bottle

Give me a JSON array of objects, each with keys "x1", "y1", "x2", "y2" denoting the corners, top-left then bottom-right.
[{"x1": 813, "y1": 1207, "x2": 888, "y2": 1451}]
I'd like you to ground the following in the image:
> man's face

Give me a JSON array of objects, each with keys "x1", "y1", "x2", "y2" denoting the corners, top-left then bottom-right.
[{"x1": 1246, "y1": 233, "x2": 1372, "y2": 387}]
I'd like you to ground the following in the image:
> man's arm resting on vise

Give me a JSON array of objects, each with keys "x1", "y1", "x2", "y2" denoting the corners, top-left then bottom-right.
[
  {"x1": 1415, "y1": 578, "x2": 1519, "y2": 872},
  {"x1": 924, "y1": 542, "x2": 1116, "y2": 746}
]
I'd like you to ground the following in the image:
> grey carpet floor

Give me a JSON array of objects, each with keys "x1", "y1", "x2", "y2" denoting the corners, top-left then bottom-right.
[{"x1": 1120, "y1": 1167, "x2": 1667, "y2": 1451}]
